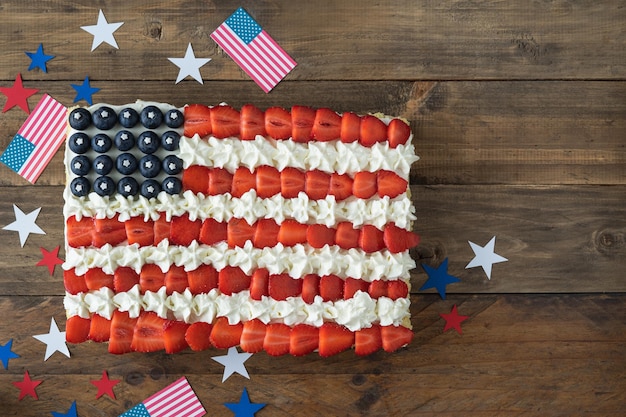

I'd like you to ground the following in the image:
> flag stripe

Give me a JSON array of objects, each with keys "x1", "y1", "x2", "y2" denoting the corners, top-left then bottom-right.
[{"x1": 143, "y1": 377, "x2": 205, "y2": 417}]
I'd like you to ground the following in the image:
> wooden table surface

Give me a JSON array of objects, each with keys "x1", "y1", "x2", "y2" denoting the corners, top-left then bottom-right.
[{"x1": 1, "y1": 1, "x2": 624, "y2": 416}]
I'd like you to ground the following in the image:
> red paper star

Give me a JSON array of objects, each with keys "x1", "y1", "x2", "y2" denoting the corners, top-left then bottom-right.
[
  {"x1": 12, "y1": 370, "x2": 43, "y2": 400},
  {"x1": 440, "y1": 304, "x2": 469, "y2": 334},
  {"x1": 37, "y1": 246, "x2": 64, "y2": 275},
  {"x1": 0, "y1": 73, "x2": 39, "y2": 113},
  {"x1": 90, "y1": 370, "x2": 120, "y2": 399}
]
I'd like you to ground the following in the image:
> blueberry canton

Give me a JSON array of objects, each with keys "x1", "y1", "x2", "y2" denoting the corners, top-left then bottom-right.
[
  {"x1": 138, "y1": 131, "x2": 160, "y2": 154},
  {"x1": 118, "y1": 177, "x2": 139, "y2": 197},
  {"x1": 94, "y1": 176, "x2": 115, "y2": 196},
  {"x1": 93, "y1": 155, "x2": 114, "y2": 175},
  {"x1": 68, "y1": 108, "x2": 91, "y2": 130},
  {"x1": 70, "y1": 155, "x2": 91, "y2": 176},
  {"x1": 92, "y1": 133, "x2": 113, "y2": 153},
  {"x1": 70, "y1": 177, "x2": 90, "y2": 197},
  {"x1": 162, "y1": 155, "x2": 183, "y2": 175},
  {"x1": 92, "y1": 106, "x2": 117, "y2": 130},
  {"x1": 140, "y1": 106, "x2": 163, "y2": 129},
  {"x1": 68, "y1": 133, "x2": 90, "y2": 154},
  {"x1": 165, "y1": 109, "x2": 184, "y2": 128},
  {"x1": 114, "y1": 130, "x2": 136, "y2": 151},
  {"x1": 118, "y1": 107, "x2": 139, "y2": 128},
  {"x1": 116, "y1": 153, "x2": 138, "y2": 175},
  {"x1": 141, "y1": 179, "x2": 161, "y2": 199},
  {"x1": 161, "y1": 131, "x2": 181, "y2": 151}
]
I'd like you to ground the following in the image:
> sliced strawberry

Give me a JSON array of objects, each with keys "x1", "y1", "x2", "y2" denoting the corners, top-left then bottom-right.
[
  {"x1": 312, "y1": 108, "x2": 341, "y2": 141},
  {"x1": 218, "y1": 266, "x2": 251, "y2": 295},
  {"x1": 306, "y1": 224, "x2": 335, "y2": 248},
  {"x1": 301, "y1": 274, "x2": 320, "y2": 304},
  {"x1": 291, "y1": 105, "x2": 315, "y2": 142},
  {"x1": 335, "y1": 222, "x2": 360, "y2": 250},
  {"x1": 140, "y1": 264, "x2": 165, "y2": 293},
  {"x1": 210, "y1": 316, "x2": 243, "y2": 349},
  {"x1": 208, "y1": 168, "x2": 233, "y2": 195},
  {"x1": 185, "y1": 322, "x2": 213, "y2": 351},
  {"x1": 359, "y1": 225, "x2": 385, "y2": 253},
  {"x1": 360, "y1": 115, "x2": 387, "y2": 147},
  {"x1": 387, "y1": 118, "x2": 411, "y2": 148},
  {"x1": 277, "y1": 219, "x2": 308, "y2": 246},
  {"x1": 352, "y1": 171, "x2": 377, "y2": 199},
  {"x1": 280, "y1": 167, "x2": 305, "y2": 198},
  {"x1": 88, "y1": 314, "x2": 111, "y2": 342},
  {"x1": 240, "y1": 318, "x2": 266, "y2": 353},
  {"x1": 187, "y1": 264, "x2": 219, "y2": 294},
  {"x1": 227, "y1": 217, "x2": 256, "y2": 248},
  {"x1": 329, "y1": 173, "x2": 353, "y2": 201},
  {"x1": 320, "y1": 274, "x2": 344, "y2": 302},
  {"x1": 184, "y1": 104, "x2": 212, "y2": 138},
  {"x1": 182, "y1": 165, "x2": 210, "y2": 194},
  {"x1": 263, "y1": 323, "x2": 291, "y2": 356},
  {"x1": 355, "y1": 324, "x2": 382, "y2": 356},
  {"x1": 318, "y1": 322, "x2": 354, "y2": 357},
  {"x1": 153, "y1": 215, "x2": 171, "y2": 245},
  {"x1": 387, "y1": 280, "x2": 409, "y2": 300},
  {"x1": 131, "y1": 311, "x2": 166, "y2": 352},
  {"x1": 65, "y1": 316, "x2": 90, "y2": 343},
  {"x1": 269, "y1": 273, "x2": 302, "y2": 301},
  {"x1": 240, "y1": 104, "x2": 266, "y2": 140},
  {"x1": 256, "y1": 165, "x2": 281, "y2": 198},
  {"x1": 377, "y1": 170, "x2": 408, "y2": 198},
  {"x1": 383, "y1": 223, "x2": 420, "y2": 253},
  {"x1": 231, "y1": 167, "x2": 256, "y2": 198},
  {"x1": 85, "y1": 268, "x2": 114, "y2": 291},
  {"x1": 305, "y1": 169, "x2": 330, "y2": 200},
  {"x1": 368, "y1": 280, "x2": 388, "y2": 299},
  {"x1": 340, "y1": 111, "x2": 361, "y2": 143},
  {"x1": 381, "y1": 325, "x2": 413, "y2": 352},
  {"x1": 63, "y1": 268, "x2": 88, "y2": 294},
  {"x1": 93, "y1": 215, "x2": 126, "y2": 248},
  {"x1": 170, "y1": 213, "x2": 202, "y2": 246},
  {"x1": 114, "y1": 267, "x2": 140, "y2": 292},
  {"x1": 264, "y1": 106, "x2": 292, "y2": 139},
  {"x1": 253, "y1": 218, "x2": 279, "y2": 248},
  {"x1": 289, "y1": 324, "x2": 319, "y2": 356},
  {"x1": 66, "y1": 215, "x2": 93, "y2": 248},
  {"x1": 165, "y1": 265, "x2": 188, "y2": 295},
  {"x1": 343, "y1": 277, "x2": 369, "y2": 299},
  {"x1": 211, "y1": 105, "x2": 240, "y2": 138},
  {"x1": 250, "y1": 268, "x2": 269, "y2": 300},
  {"x1": 163, "y1": 320, "x2": 190, "y2": 354},
  {"x1": 125, "y1": 217, "x2": 154, "y2": 247},
  {"x1": 108, "y1": 310, "x2": 137, "y2": 355},
  {"x1": 199, "y1": 218, "x2": 228, "y2": 246}
]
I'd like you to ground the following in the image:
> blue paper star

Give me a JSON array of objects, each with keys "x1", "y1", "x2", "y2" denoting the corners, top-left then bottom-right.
[
  {"x1": 25, "y1": 43, "x2": 55, "y2": 73},
  {"x1": 71, "y1": 76, "x2": 100, "y2": 105},
  {"x1": 419, "y1": 258, "x2": 461, "y2": 299},
  {"x1": 51, "y1": 400, "x2": 77, "y2": 417},
  {"x1": 0, "y1": 339, "x2": 20, "y2": 369},
  {"x1": 224, "y1": 387, "x2": 266, "y2": 417}
]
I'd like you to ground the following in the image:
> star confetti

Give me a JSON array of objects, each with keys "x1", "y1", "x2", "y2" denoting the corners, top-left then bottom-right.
[
  {"x1": 71, "y1": 76, "x2": 100, "y2": 105},
  {"x1": 25, "y1": 43, "x2": 54, "y2": 72},
  {"x1": 51, "y1": 401, "x2": 78, "y2": 417},
  {"x1": 168, "y1": 43, "x2": 211, "y2": 84},
  {"x1": 2, "y1": 204, "x2": 46, "y2": 247},
  {"x1": 33, "y1": 317, "x2": 70, "y2": 361},
  {"x1": 224, "y1": 387, "x2": 266, "y2": 417},
  {"x1": 91, "y1": 370, "x2": 120, "y2": 399},
  {"x1": 0, "y1": 339, "x2": 20, "y2": 369},
  {"x1": 440, "y1": 304, "x2": 469, "y2": 334},
  {"x1": 37, "y1": 246, "x2": 64, "y2": 275},
  {"x1": 212, "y1": 347, "x2": 253, "y2": 382},
  {"x1": 465, "y1": 236, "x2": 508, "y2": 280},
  {"x1": 81, "y1": 10, "x2": 124, "y2": 51},
  {"x1": 420, "y1": 258, "x2": 461, "y2": 299},
  {"x1": 0, "y1": 73, "x2": 38, "y2": 113},
  {"x1": 12, "y1": 370, "x2": 42, "y2": 400}
]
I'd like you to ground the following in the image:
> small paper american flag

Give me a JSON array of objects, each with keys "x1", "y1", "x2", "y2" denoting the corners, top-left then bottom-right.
[
  {"x1": 119, "y1": 377, "x2": 206, "y2": 417},
  {"x1": 211, "y1": 7, "x2": 297, "y2": 93},
  {"x1": 0, "y1": 94, "x2": 67, "y2": 183}
]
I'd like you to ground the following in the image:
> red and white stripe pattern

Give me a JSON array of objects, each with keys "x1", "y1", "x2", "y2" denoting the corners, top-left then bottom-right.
[{"x1": 120, "y1": 376, "x2": 205, "y2": 417}]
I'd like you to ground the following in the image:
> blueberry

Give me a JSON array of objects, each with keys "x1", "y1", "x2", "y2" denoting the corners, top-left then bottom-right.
[
  {"x1": 70, "y1": 155, "x2": 91, "y2": 176},
  {"x1": 94, "y1": 176, "x2": 115, "y2": 196},
  {"x1": 68, "y1": 133, "x2": 90, "y2": 154},
  {"x1": 92, "y1": 106, "x2": 117, "y2": 130},
  {"x1": 118, "y1": 107, "x2": 139, "y2": 128},
  {"x1": 162, "y1": 155, "x2": 183, "y2": 175},
  {"x1": 138, "y1": 131, "x2": 160, "y2": 154},
  {"x1": 165, "y1": 109, "x2": 184, "y2": 128},
  {"x1": 141, "y1": 179, "x2": 161, "y2": 199},
  {"x1": 139, "y1": 154, "x2": 161, "y2": 178},
  {"x1": 116, "y1": 153, "x2": 138, "y2": 175},
  {"x1": 140, "y1": 105, "x2": 163, "y2": 129},
  {"x1": 114, "y1": 130, "x2": 136, "y2": 151},
  {"x1": 162, "y1": 177, "x2": 182, "y2": 195},
  {"x1": 93, "y1": 155, "x2": 113, "y2": 175},
  {"x1": 70, "y1": 177, "x2": 90, "y2": 197},
  {"x1": 161, "y1": 131, "x2": 181, "y2": 151},
  {"x1": 118, "y1": 177, "x2": 139, "y2": 197},
  {"x1": 68, "y1": 108, "x2": 91, "y2": 130},
  {"x1": 92, "y1": 133, "x2": 112, "y2": 153}
]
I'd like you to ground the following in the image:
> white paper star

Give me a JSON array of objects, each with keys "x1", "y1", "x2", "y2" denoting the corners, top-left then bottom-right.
[
  {"x1": 465, "y1": 236, "x2": 508, "y2": 279},
  {"x1": 212, "y1": 347, "x2": 252, "y2": 382},
  {"x1": 81, "y1": 10, "x2": 124, "y2": 51},
  {"x1": 33, "y1": 317, "x2": 70, "y2": 361},
  {"x1": 168, "y1": 43, "x2": 211, "y2": 84},
  {"x1": 2, "y1": 204, "x2": 45, "y2": 247}
]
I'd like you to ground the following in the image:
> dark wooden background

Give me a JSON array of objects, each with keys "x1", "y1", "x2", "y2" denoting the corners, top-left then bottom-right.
[{"x1": 0, "y1": 1, "x2": 624, "y2": 415}]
